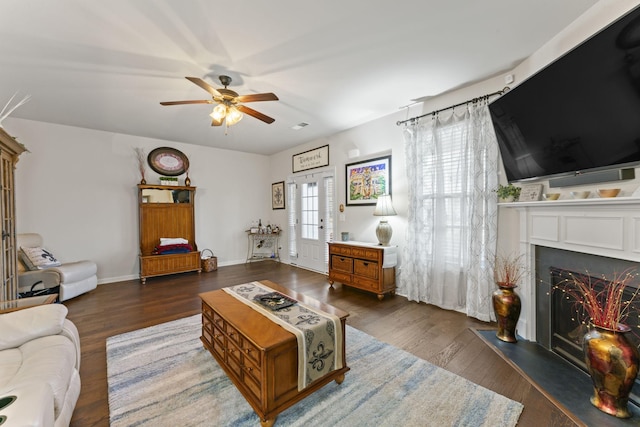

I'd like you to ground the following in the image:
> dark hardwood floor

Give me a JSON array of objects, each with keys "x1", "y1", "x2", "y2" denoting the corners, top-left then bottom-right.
[{"x1": 63, "y1": 262, "x2": 578, "y2": 426}]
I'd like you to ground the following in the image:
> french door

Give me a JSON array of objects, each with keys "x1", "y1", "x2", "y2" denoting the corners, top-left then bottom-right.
[{"x1": 287, "y1": 169, "x2": 334, "y2": 273}]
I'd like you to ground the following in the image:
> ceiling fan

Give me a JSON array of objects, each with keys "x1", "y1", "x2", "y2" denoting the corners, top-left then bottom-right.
[{"x1": 160, "y1": 76, "x2": 279, "y2": 127}]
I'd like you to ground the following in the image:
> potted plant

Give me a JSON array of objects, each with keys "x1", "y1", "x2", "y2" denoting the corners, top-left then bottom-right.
[
  {"x1": 492, "y1": 253, "x2": 526, "y2": 343},
  {"x1": 495, "y1": 183, "x2": 521, "y2": 202},
  {"x1": 553, "y1": 269, "x2": 640, "y2": 418}
]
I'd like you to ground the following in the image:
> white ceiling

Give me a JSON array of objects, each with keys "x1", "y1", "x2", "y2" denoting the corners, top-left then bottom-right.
[{"x1": 0, "y1": 0, "x2": 600, "y2": 155}]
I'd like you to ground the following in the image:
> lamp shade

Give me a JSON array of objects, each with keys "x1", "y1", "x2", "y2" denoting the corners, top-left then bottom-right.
[{"x1": 373, "y1": 194, "x2": 397, "y2": 216}]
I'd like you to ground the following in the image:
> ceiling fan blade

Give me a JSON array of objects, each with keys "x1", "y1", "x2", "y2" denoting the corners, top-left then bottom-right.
[
  {"x1": 237, "y1": 105, "x2": 275, "y2": 124},
  {"x1": 236, "y1": 93, "x2": 279, "y2": 103},
  {"x1": 160, "y1": 100, "x2": 213, "y2": 105},
  {"x1": 185, "y1": 77, "x2": 222, "y2": 97}
]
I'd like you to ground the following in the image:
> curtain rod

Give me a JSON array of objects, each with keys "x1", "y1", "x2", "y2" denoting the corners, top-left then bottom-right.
[{"x1": 396, "y1": 86, "x2": 510, "y2": 126}]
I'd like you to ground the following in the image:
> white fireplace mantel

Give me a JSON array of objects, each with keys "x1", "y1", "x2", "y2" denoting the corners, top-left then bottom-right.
[{"x1": 502, "y1": 197, "x2": 640, "y2": 341}]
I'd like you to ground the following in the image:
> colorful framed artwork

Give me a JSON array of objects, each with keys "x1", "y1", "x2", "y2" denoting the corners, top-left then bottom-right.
[
  {"x1": 345, "y1": 155, "x2": 391, "y2": 206},
  {"x1": 272, "y1": 181, "x2": 285, "y2": 210}
]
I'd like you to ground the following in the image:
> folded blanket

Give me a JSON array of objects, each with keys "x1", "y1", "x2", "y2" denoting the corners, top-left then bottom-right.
[
  {"x1": 160, "y1": 237, "x2": 189, "y2": 245},
  {"x1": 153, "y1": 243, "x2": 193, "y2": 255}
]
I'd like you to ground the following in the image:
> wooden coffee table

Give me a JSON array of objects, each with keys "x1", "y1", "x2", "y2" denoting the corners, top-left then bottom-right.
[{"x1": 200, "y1": 280, "x2": 349, "y2": 427}]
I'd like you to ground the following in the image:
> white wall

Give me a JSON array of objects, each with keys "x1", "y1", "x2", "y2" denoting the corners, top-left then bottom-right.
[
  {"x1": 269, "y1": 0, "x2": 640, "y2": 269},
  {"x1": 268, "y1": 111, "x2": 408, "y2": 266},
  {"x1": 8, "y1": 117, "x2": 271, "y2": 283}
]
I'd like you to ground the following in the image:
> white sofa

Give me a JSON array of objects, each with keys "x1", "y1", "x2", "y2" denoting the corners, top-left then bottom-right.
[
  {"x1": 17, "y1": 233, "x2": 97, "y2": 302},
  {"x1": 0, "y1": 304, "x2": 81, "y2": 427}
]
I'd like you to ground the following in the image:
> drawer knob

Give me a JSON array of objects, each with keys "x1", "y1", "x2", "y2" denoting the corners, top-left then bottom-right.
[
  {"x1": 244, "y1": 366, "x2": 253, "y2": 372},
  {"x1": 245, "y1": 348, "x2": 252, "y2": 354},
  {"x1": 228, "y1": 332, "x2": 235, "y2": 337}
]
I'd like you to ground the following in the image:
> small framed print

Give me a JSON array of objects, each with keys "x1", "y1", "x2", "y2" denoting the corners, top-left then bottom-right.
[
  {"x1": 519, "y1": 184, "x2": 543, "y2": 201},
  {"x1": 272, "y1": 181, "x2": 285, "y2": 210}
]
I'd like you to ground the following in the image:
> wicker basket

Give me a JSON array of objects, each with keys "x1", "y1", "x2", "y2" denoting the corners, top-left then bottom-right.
[{"x1": 201, "y1": 249, "x2": 217, "y2": 272}]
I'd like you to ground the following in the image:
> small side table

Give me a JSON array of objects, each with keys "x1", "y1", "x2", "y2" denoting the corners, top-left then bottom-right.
[
  {"x1": 246, "y1": 231, "x2": 280, "y2": 263},
  {"x1": 0, "y1": 294, "x2": 58, "y2": 314}
]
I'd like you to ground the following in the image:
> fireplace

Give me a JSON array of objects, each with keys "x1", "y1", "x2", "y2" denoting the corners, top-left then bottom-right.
[
  {"x1": 537, "y1": 261, "x2": 640, "y2": 406},
  {"x1": 506, "y1": 197, "x2": 640, "y2": 411}
]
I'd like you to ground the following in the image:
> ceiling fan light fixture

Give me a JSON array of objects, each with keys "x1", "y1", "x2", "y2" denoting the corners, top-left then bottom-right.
[
  {"x1": 210, "y1": 104, "x2": 227, "y2": 121},
  {"x1": 226, "y1": 106, "x2": 243, "y2": 126}
]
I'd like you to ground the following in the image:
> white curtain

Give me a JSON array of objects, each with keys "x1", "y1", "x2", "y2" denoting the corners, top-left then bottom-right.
[{"x1": 399, "y1": 100, "x2": 499, "y2": 321}]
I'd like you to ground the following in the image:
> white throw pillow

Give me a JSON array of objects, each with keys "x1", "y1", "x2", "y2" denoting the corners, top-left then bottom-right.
[{"x1": 20, "y1": 246, "x2": 62, "y2": 270}]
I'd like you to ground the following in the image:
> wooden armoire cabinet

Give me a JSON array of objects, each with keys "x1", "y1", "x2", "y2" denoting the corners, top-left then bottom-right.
[
  {"x1": 0, "y1": 128, "x2": 27, "y2": 301},
  {"x1": 138, "y1": 184, "x2": 200, "y2": 284}
]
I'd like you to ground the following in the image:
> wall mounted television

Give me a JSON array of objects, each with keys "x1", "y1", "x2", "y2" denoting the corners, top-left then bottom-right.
[{"x1": 489, "y1": 5, "x2": 640, "y2": 184}]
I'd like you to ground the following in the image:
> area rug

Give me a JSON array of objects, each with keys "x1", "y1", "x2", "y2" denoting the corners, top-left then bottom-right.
[{"x1": 107, "y1": 315, "x2": 523, "y2": 426}]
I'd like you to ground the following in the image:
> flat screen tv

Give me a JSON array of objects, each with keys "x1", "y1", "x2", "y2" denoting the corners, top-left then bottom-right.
[{"x1": 489, "y1": 5, "x2": 640, "y2": 183}]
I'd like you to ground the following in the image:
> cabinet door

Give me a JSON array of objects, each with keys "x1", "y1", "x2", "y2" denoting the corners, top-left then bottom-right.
[{"x1": 0, "y1": 150, "x2": 18, "y2": 301}]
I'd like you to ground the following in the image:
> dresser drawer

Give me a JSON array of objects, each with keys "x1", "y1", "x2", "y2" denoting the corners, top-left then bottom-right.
[
  {"x1": 243, "y1": 356, "x2": 262, "y2": 388},
  {"x1": 330, "y1": 245, "x2": 352, "y2": 256},
  {"x1": 331, "y1": 255, "x2": 353, "y2": 273},
  {"x1": 351, "y1": 247, "x2": 379, "y2": 260},
  {"x1": 353, "y1": 259, "x2": 379, "y2": 280},
  {"x1": 226, "y1": 345, "x2": 243, "y2": 377},
  {"x1": 242, "y1": 337, "x2": 261, "y2": 367},
  {"x1": 330, "y1": 271, "x2": 352, "y2": 284},
  {"x1": 243, "y1": 362, "x2": 262, "y2": 401},
  {"x1": 226, "y1": 323, "x2": 241, "y2": 345},
  {"x1": 211, "y1": 335, "x2": 226, "y2": 359},
  {"x1": 352, "y1": 275, "x2": 380, "y2": 291},
  {"x1": 212, "y1": 311, "x2": 225, "y2": 330}
]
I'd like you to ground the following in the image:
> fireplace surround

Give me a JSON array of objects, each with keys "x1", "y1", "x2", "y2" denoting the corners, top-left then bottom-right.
[
  {"x1": 507, "y1": 196, "x2": 640, "y2": 407},
  {"x1": 507, "y1": 196, "x2": 640, "y2": 341}
]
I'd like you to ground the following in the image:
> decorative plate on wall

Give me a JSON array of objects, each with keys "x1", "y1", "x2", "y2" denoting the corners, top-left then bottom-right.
[{"x1": 147, "y1": 147, "x2": 189, "y2": 176}]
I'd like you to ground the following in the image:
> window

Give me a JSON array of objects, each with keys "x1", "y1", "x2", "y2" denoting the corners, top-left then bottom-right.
[{"x1": 421, "y1": 120, "x2": 471, "y2": 266}]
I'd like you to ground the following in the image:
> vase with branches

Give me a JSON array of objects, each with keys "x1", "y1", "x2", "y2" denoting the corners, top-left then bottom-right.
[
  {"x1": 135, "y1": 148, "x2": 146, "y2": 184},
  {"x1": 491, "y1": 252, "x2": 526, "y2": 343},
  {"x1": 553, "y1": 269, "x2": 640, "y2": 418}
]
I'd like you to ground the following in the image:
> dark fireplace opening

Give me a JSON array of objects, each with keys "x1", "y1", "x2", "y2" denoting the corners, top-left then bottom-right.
[{"x1": 548, "y1": 266, "x2": 640, "y2": 407}]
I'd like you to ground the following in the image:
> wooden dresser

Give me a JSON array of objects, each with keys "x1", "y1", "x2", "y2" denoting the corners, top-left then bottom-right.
[
  {"x1": 328, "y1": 242, "x2": 397, "y2": 300},
  {"x1": 200, "y1": 280, "x2": 349, "y2": 427}
]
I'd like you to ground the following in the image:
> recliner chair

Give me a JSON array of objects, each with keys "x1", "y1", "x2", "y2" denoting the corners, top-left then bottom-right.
[{"x1": 17, "y1": 233, "x2": 97, "y2": 302}]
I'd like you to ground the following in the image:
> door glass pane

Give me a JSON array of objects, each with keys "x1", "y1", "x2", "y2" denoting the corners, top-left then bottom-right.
[{"x1": 301, "y1": 182, "x2": 319, "y2": 240}]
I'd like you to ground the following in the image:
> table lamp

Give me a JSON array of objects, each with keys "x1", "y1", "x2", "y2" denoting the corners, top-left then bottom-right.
[{"x1": 373, "y1": 194, "x2": 397, "y2": 246}]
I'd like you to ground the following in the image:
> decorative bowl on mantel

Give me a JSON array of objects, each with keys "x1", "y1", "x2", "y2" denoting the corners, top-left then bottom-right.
[
  {"x1": 598, "y1": 188, "x2": 620, "y2": 198},
  {"x1": 543, "y1": 193, "x2": 560, "y2": 201},
  {"x1": 570, "y1": 191, "x2": 590, "y2": 199}
]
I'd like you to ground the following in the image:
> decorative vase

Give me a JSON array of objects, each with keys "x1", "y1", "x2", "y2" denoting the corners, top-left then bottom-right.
[
  {"x1": 492, "y1": 283, "x2": 521, "y2": 343},
  {"x1": 140, "y1": 177, "x2": 146, "y2": 185},
  {"x1": 582, "y1": 325, "x2": 639, "y2": 418},
  {"x1": 185, "y1": 175, "x2": 191, "y2": 186}
]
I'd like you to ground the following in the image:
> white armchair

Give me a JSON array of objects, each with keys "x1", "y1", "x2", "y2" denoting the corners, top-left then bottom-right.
[{"x1": 17, "y1": 233, "x2": 97, "y2": 302}]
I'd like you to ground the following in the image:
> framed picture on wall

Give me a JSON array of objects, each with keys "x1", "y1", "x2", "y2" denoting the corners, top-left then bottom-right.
[
  {"x1": 345, "y1": 155, "x2": 391, "y2": 206},
  {"x1": 272, "y1": 181, "x2": 285, "y2": 210}
]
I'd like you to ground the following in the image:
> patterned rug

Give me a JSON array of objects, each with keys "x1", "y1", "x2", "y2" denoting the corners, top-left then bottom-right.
[{"x1": 107, "y1": 315, "x2": 523, "y2": 426}]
